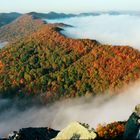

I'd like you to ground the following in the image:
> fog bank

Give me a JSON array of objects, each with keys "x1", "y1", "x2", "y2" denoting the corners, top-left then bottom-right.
[
  {"x1": 47, "y1": 14, "x2": 140, "y2": 50},
  {"x1": 1, "y1": 82, "x2": 140, "y2": 137},
  {"x1": 0, "y1": 42, "x2": 8, "y2": 49}
]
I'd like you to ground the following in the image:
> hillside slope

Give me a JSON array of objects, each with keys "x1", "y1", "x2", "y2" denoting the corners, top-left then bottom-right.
[
  {"x1": 0, "y1": 14, "x2": 46, "y2": 42},
  {"x1": 0, "y1": 24, "x2": 140, "y2": 101},
  {"x1": 0, "y1": 12, "x2": 21, "y2": 27}
]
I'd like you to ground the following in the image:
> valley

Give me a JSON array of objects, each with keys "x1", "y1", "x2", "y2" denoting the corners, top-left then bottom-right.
[{"x1": 0, "y1": 10, "x2": 140, "y2": 139}]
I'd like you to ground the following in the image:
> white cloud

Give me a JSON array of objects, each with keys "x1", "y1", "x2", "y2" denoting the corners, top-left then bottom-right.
[
  {"x1": 0, "y1": 42, "x2": 7, "y2": 49},
  {"x1": 1, "y1": 82, "x2": 140, "y2": 137},
  {"x1": 47, "y1": 14, "x2": 140, "y2": 50}
]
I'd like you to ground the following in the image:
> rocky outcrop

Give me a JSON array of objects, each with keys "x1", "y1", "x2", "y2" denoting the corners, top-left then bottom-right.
[
  {"x1": 1, "y1": 108, "x2": 140, "y2": 140},
  {"x1": 53, "y1": 121, "x2": 97, "y2": 140},
  {"x1": 123, "y1": 104, "x2": 140, "y2": 140}
]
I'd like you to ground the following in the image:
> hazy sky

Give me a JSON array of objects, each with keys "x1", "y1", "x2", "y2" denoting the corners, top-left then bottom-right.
[{"x1": 0, "y1": 0, "x2": 140, "y2": 13}]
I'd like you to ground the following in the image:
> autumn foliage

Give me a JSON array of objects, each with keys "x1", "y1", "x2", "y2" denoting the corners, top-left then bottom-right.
[
  {"x1": 96, "y1": 121, "x2": 125, "y2": 140},
  {"x1": 0, "y1": 22, "x2": 140, "y2": 101}
]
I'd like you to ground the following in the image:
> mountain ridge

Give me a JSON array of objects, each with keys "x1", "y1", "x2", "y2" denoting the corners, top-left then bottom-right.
[
  {"x1": 1, "y1": 11, "x2": 140, "y2": 28},
  {"x1": 0, "y1": 21, "x2": 140, "y2": 101},
  {"x1": 0, "y1": 12, "x2": 21, "y2": 27},
  {"x1": 0, "y1": 14, "x2": 46, "y2": 42}
]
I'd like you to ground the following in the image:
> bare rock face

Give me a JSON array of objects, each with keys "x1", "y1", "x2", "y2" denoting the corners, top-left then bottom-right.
[
  {"x1": 53, "y1": 121, "x2": 97, "y2": 140},
  {"x1": 123, "y1": 104, "x2": 140, "y2": 140},
  {"x1": 135, "y1": 104, "x2": 140, "y2": 117}
]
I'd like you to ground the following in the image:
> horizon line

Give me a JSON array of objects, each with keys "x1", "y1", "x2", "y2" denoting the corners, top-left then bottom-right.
[{"x1": 1, "y1": 10, "x2": 140, "y2": 14}]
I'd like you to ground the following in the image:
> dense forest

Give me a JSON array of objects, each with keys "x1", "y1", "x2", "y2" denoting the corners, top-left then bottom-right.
[{"x1": 0, "y1": 18, "x2": 140, "y2": 103}]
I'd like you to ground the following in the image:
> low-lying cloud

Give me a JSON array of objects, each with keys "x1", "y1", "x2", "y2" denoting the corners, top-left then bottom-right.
[
  {"x1": 0, "y1": 42, "x2": 8, "y2": 49},
  {"x1": 47, "y1": 14, "x2": 140, "y2": 50},
  {"x1": 1, "y1": 82, "x2": 140, "y2": 137}
]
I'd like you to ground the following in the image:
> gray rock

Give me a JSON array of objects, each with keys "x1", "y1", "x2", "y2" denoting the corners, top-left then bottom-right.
[{"x1": 123, "y1": 104, "x2": 140, "y2": 140}]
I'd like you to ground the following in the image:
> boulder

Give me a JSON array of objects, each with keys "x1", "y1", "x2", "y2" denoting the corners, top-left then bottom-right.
[
  {"x1": 53, "y1": 121, "x2": 97, "y2": 140},
  {"x1": 123, "y1": 104, "x2": 140, "y2": 140}
]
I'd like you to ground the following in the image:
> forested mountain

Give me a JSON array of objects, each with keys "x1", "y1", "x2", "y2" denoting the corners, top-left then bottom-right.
[
  {"x1": 0, "y1": 23, "x2": 140, "y2": 102},
  {"x1": 28, "y1": 12, "x2": 76, "y2": 19},
  {"x1": 0, "y1": 12, "x2": 21, "y2": 27},
  {"x1": 0, "y1": 11, "x2": 75, "y2": 30}
]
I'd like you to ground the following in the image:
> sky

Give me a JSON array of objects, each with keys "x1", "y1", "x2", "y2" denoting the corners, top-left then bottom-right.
[{"x1": 0, "y1": 0, "x2": 140, "y2": 13}]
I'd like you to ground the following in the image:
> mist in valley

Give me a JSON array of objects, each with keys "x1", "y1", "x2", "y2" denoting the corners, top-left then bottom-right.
[
  {"x1": 47, "y1": 14, "x2": 140, "y2": 50},
  {"x1": 0, "y1": 42, "x2": 8, "y2": 49},
  {"x1": 1, "y1": 82, "x2": 140, "y2": 137},
  {"x1": 1, "y1": 12, "x2": 140, "y2": 138}
]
